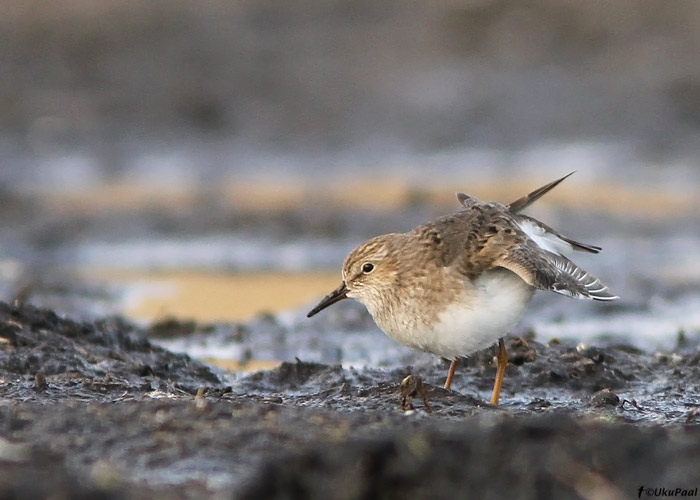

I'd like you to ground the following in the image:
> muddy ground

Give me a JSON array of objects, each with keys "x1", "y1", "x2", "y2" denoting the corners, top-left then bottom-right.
[{"x1": 1, "y1": 300, "x2": 699, "y2": 500}]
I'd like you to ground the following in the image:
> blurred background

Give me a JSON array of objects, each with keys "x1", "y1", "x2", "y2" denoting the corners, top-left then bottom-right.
[{"x1": 1, "y1": 0, "x2": 699, "y2": 359}]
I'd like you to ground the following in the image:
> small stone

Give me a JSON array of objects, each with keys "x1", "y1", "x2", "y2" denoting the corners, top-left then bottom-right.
[
  {"x1": 34, "y1": 373, "x2": 47, "y2": 391},
  {"x1": 590, "y1": 388, "x2": 620, "y2": 407}
]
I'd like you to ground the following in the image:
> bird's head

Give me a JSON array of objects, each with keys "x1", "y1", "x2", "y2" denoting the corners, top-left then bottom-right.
[{"x1": 307, "y1": 234, "x2": 400, "y2": 317}]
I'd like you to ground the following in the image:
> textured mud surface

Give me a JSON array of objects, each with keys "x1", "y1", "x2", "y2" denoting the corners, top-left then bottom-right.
[{"x1": 1, "y1": 301, "x2": 699, "y2": 499}]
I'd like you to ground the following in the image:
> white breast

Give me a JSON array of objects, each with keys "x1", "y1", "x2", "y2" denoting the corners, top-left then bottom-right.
[{"x1": 382, "y1": 268, "x2": 534, "y2": 360}]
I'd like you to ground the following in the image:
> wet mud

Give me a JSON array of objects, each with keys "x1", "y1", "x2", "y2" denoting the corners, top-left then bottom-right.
[{"x1": 1, "y1": 301, "x2": 699, "y2": 499}]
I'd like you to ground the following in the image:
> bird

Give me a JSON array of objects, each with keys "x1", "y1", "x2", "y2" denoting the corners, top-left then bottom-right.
[{"x1": 307, "y1": 172, "x2": 618, "y2": 405}]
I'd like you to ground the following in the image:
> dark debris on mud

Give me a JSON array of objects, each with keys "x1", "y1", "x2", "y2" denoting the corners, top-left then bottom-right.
[
  {"x1": 1, "y1": 301, "x2": 699, "y2": 499},
  {"x1": 0, "y1": 302, "x2": 223, "y2": 403}
]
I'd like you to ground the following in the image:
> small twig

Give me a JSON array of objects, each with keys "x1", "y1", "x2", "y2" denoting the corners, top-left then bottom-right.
[{"x1": 619, "y1": 399, "x2": 645, "y2": 412}]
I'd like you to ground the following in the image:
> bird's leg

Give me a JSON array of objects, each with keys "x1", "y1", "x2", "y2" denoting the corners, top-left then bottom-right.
[
  {"x1": 444, "y1": 359, "x2": 458, "y2": 390},
  {"x1": 490, "y1": 337, "x2": 508, "y2": 405}
]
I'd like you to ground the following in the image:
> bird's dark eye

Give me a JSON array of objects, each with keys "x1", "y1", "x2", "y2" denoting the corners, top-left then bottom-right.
[{"x1": 362, "y1": 262, "x2": 374, "y2": 273}]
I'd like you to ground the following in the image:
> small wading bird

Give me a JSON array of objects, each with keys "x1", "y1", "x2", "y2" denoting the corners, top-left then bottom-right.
[{"x1": 307, "y1": 173, "x2": 618, "y2": 406}]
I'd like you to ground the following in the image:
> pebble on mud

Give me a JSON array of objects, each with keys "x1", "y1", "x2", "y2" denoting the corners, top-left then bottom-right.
[{"x1": 590, "y1": 388, "x2": 620, "y2": 407}]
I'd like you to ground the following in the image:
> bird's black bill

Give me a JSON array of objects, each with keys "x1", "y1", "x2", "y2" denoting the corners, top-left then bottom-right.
[{"x1": 307, "y1": 283, "x2": 349, "y2": 317}]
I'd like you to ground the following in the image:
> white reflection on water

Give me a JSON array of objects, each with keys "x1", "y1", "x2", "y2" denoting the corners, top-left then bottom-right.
[
  {"x1": 70, "y1": 235, "x2": 354, "y2": 272},
  {"x1": 529, "y1": 293, "x2": 700, "y2": 352}
]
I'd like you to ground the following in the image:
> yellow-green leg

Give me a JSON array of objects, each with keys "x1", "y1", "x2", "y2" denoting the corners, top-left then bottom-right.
[
  {"x1": 444, "y1": 359, "x2": 458, "y2": 390},
  {"x1": 490, "y1": 338, "x2": 508, "y2": 405}
]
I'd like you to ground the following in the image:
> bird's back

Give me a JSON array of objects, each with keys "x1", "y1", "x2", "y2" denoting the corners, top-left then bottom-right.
[{"x1": 407, "y1": 200, "x2": 617, "y2": 301}]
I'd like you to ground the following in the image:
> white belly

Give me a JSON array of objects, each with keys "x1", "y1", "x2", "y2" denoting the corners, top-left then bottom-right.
[{"x1": 383, "y1": 269, "x2": 534, "y2": 359}]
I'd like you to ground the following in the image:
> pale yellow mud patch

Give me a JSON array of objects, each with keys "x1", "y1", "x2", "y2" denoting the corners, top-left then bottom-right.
[
  {"x1": 82, "y1": 270, "x2": 341, "y2": 323},
  {"x1": 33, "y1": 177, "x2": 698, "y2": 217},
  {"x1": 202, "y1": 358, "x2": 283, "y2": 372}
]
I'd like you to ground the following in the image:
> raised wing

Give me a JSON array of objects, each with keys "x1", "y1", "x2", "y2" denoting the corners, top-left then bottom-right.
[
  {"x1": 495, "y1": 243, "x2": 618, "y2": 301},
  {"x1": 515, "y1": 214, "x2": 601, "y2": 254},
  {"x1": 505, "y1": 171, "x2": 601, "y2": 255},
  {"x1": 453, "y1": 205, "x2": 617, "y2": 301},
  {"x1": 506, "y1": 171, "x2": 575, "y2": 213}
]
